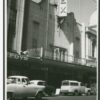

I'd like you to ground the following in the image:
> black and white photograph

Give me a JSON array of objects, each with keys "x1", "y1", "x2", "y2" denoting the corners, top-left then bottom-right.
[{"x1": 6, "y1": 0, "x2": 98, "y2": 100}]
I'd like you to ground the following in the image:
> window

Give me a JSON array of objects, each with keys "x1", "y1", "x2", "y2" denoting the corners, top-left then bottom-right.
[
  {"x1": 10, "y1": 0, "x2": 17, "y2": 9},
  {"x1": 22, "y1": 78, "x2": 26, "y2": 83},
  {"x1": 70, "y1": 82, "x2": 78, "y2": 86},
  {"x1": 53, "y1": 47, "x2": 67, "y2": 61},
  {"x1": 22, "y1": 78, "x2": 29, "y2": 84},
  {"x1": 32, "y1": 38, "x2": 37, "y2": 48},
  {"x1": 81, "y1": 83, "x2": 84, "y2": 86},
  {"x1": 74, "y1": 37, "x2": 80, "y2": 59},
  {"x1": 75, "y1": 51, "x2": 79, "y2": 58},
  {"x1": 8, "y1": 78, "x2": 17, "y2": 84},
  {"x1": 7, "y1": 8, "x2": 17, "y2": 51},
  {"x1": 38, "y1": 82, "x2": 46, "y2": 86},
  {"x1": 30, "y1": 82, "x2": 34, "y2": 84},
  {"x1": 88, "y1": 36, "x2": 96, "y2": 58},
  {"x1": 32, "y1": 21, "x2": 40, "y2": 48},
  {"x1": 75, "y1": 37, "x2": 80, "y2": 41},
  {"x1": 61, "y1": 0, "x2": 66, "y2": 4},
  {"x1": 49, "y1": 14, "x2": 52, "y2": 19},
  {"x1": 92, "y1": 40, "x2": 96, "y2": 57},
  {"x1": 62, "y1": 82, "x2": 69, "y2": 85},
  {"x1": 17, "y1": 78, "x2": 20, "y2": 83}
]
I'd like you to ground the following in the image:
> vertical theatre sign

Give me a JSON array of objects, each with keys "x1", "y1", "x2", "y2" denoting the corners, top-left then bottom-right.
[{"x1": 57, "y1": 0, "x2": 67, "y2": 17}]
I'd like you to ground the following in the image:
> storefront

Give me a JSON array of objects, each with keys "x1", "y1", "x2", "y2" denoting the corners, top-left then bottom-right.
[{"x1": 7, "y1": 52, "x2": 96, "y2": 88}]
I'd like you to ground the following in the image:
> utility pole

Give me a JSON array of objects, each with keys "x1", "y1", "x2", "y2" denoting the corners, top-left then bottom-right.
[
  {"x1": 45, "y1": 0, "x2": 50, "y2": 51},
  {"x1": 44, "y1": 0, "x2": 50, "y2": 82}
]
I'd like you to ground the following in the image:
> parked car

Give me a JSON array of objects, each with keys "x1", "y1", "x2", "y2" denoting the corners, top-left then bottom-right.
[
  {"x1": 44, "y1": 85, "x2": 56, "y2": 96},
  {"x1": 7, "y1": 76, "x2": 45, "y2": 100},
  {"x1": 30, "y1": 80, "x2": 56, "y2": 96},
  {"x1": 30, "y1": 80, "x2": 46, "y2": 87},
  {"x1": 90, "y1": 84, "x2": 97, "y2": 95},
  {"x1": 60, "y1": 80, "x2": 91, "y2": 96},
  {"x1": 84, "y1": 87, "x2": 91, "y2": 95},
  {"x1": 30, "y1": 80, "x2": 46, "y2": 95}
]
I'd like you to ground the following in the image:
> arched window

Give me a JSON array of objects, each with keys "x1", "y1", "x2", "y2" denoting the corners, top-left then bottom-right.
[{"x1": 92, "y1": 39, "x2": 96, "y2": 57}]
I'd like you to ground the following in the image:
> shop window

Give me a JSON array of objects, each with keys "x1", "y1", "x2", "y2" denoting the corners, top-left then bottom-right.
[{"x1": 53, "y1": 47, "x2": 67, "y2": 62}]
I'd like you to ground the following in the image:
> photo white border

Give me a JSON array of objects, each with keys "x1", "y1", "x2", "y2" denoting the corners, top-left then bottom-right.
[
  {"x1": 97, "y1": 0, "x2": 99, "y2": 100},
  {"x1": 0, "y1": 0, "x2": 3, "y2": 100},
  {"x1": 4, "y1": 0, "x2": 99, "y2": 100},
  {"x1": 5, "y1": 0, "x2": 7, "y2": 100}
]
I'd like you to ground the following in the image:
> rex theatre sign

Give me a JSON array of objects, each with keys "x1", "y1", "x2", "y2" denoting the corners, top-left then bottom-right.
[{"x1": 57, "y1": 0, "x2": 67, "y2": 17}]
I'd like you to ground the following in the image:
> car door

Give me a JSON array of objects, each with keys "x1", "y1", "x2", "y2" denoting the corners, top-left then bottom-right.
[
  {"x1": 34, "y1": 81, "x2": 45, "y2": 92},
  {"x1": 13, "y1": 78, "x2": 27, "y2": 98},
  {"x1": 80, "y1": 83, "x2": 85, "y2": 93},
  {"x1": 21, "y1": 78, "x2": 31, "y2": 97},
  {"x1": 21, "y1": 78, "x2": 36, "y2": 97},
  {"x1": 26, "y1": 84, "x2": 37, "y2": 97}
]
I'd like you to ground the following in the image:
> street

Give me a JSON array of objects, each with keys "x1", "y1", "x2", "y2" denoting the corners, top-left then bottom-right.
[
  {"x1": 43, "y1": 96, "x2": 96, "y2": 100},
  {"x1": 42, "y1": 96, "x2": 96, "y2": 100},
  {"x1": 26, "y1": 96, "x2": 96, "y2": 100}
]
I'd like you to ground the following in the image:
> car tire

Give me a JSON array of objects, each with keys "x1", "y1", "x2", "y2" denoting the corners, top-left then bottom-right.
[
  {"x1": 7, "y1": 93, "x2": 13, "y2": 100},
  {"x1": 87, "y1": 91, "x2": 91, "y2": 96},
  {"x1": 74, "y1": 91, "x2": 79, "y2": 96},
  {"x1": 35, "y1": 92, "x2": 43, "y2": 100},
  {"x1": 22, "y1": 97, "x2": 27, "y2": 100},
  {"x1": 60, "y1": 92, "x2": 65, "y2": 96}
]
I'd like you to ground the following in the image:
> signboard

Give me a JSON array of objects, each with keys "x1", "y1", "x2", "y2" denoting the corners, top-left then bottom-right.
[
  {"x1": 31, "y1": 0, "x2": 42, "y2": 3},
  {"x1": 27, "y1": 48, "x2": 43, "y2": 58},
  {"x1": 57, "y1": 0, "x2": 67, "y2": 17},
  {"x1": 7, "y1": 52, "x2": 28, "y2": 60}
]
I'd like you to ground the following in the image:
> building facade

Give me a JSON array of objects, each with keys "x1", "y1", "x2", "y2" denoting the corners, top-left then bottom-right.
[
  {"x1": 7, "y1": 0, "x2": 25, "y2": 53},
  {"x1": 7, "y1": 0, "x2": 97, "y2": 87},
  {"x1": 85, "y1": 10, "x2": 97, "y2": 67}
]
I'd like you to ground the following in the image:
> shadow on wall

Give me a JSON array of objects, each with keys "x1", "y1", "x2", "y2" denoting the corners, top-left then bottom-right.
[{"x1": 60, "y1": 12, "x2": 81, "y2": 57}]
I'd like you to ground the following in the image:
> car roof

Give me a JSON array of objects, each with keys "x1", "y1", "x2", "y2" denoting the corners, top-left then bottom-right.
[
  {"x1": 62, "y1": 80, "x2": 81, "y2": 83},
  {"x1": 8, "y1": 75, "x2": 28, "y2": 79},
  {"x1": 30, "y1": 80, "x2": 46, "y2": 83},
  {"x1": 30, "y1": 80, "x2": 45, "y2": 82}
]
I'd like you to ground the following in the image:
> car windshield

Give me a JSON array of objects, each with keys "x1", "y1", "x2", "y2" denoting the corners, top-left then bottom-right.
[
  {"x1": 25, "y1": 78, "x2": 30, "y2": 84},
  {"x1": 38, "y1": 82, "x2": 46, "y2": 86},
  {"x1": 7, "y1": 78, "x2": 17, "y2": 84},
  {"x1": 70, "y1": 82, "x2": 78, "y2": 86},
  {"x1": 62, "y1": 81, "x2": 69, "y2": 85}
]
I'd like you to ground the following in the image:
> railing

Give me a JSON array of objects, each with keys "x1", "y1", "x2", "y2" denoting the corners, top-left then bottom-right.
[
  {"x1": 43, "y1": 50, "x2": 97, "y2": 67},
  {"x1": 7, "y1": 48, "x2": 97, "y2": 67}
]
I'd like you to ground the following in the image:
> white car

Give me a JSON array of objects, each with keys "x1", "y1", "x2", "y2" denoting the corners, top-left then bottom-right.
[
  {"x1": 30, "y1": 80, "x2": 46, "y2": 87},
  {"x1": 7, "y1": 76, "x2": 45, "y2": 100},
  {"x1": 30, "y1": 80, "x2": 47, "y2": 95},
  {"x1": 60, "y1": 80, "x2": 91, "y2": 96}
]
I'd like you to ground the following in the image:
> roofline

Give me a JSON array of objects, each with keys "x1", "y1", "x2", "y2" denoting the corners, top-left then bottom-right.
[
  {"x1": 76, "y1": 22, "x2": 82, "y2": 26},
  {"x1": 30, "y1": 80, "x2": 45, "y2": 82},
  {"x1": 88, "y1": 25, "x2": 97, "y2": 28},
  {"x1": 8, "y1": 75, "x2": 28, "y2": 78},
  {"x1": 62, "y1": 80, "x2": 80, "y2": 82}
]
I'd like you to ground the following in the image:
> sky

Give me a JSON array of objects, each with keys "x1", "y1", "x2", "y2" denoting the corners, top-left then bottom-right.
[{"x1": 67, "y1": 0, "x2": 97, "y2": 26}]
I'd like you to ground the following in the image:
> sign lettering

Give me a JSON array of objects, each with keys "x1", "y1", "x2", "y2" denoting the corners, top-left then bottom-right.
[{"x1": 57, "y1": 0, "x2": 67, "y2": 17}]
